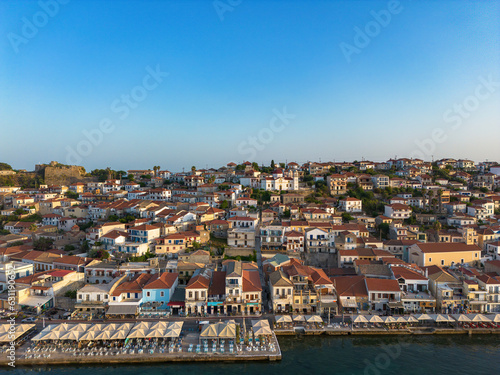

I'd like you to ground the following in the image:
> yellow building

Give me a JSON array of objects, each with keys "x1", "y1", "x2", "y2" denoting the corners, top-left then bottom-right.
[
  {"x1": 409, "y1": 243, "x2": 481, "y2": 267},
  {"x1": 462, "y1": 279, "x2": 488, "y2": 313}
]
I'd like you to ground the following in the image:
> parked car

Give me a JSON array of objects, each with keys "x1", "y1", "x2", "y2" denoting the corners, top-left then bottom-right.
[{"x1": 21, "y1": 317, "x2": 37, "y2": 323}]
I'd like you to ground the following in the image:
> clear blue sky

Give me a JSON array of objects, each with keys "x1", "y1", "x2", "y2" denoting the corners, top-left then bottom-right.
[{"x1": 1, "y1": 0, "x2": 499, "y2": 172}]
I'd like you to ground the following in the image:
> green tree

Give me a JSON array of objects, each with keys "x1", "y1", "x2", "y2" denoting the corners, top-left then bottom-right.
[
  {"x1": 108, "y1": 214, "x2": 119, "y2": 222},
  {"x1": 377, "y1": 223, "x2": 390, "y2": 239},
  {"x1": 341, "y1": 212, "x2": 354, "y2": 222},
  {"x1": 64, "y1": 290, "x2": 77, "y2": 299},
  {"x1": 65, "y1": 191, "x2": 79, "y2": 199},
  {"x1": 81, "y1": 240, "x2": 90, "y2": 252},
  {"x1": 220, "y1": 200, "x2": 229, "y2": 209},
  {"x1": 0, "y1": 163, "x2": 12, "y2": 171},
  {"x1": 33, "y1": 238, "x2": 54, "y2": 251}
]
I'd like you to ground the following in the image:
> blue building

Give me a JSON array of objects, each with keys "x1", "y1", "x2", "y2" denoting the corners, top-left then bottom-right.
[{"x1": 141, "y1": 272, "x2": 179, "y2": 311}]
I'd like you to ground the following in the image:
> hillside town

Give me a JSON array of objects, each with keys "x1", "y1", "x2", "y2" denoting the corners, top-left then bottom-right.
[{"x1": 1, "y1": 157, "x2": 500, "y2": 324}]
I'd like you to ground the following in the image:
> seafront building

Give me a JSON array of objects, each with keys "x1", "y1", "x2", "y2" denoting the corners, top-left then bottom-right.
[{"x1": 0, "y1": 158, "x2": 499, "y2": 318}]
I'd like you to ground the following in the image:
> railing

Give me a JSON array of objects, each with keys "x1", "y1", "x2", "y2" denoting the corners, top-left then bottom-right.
[{"x1": 78, "y1": 300, "x2": 107, "y2": 305}]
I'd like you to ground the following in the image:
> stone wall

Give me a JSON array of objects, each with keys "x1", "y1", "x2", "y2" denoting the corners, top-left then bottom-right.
[{"x1": 41, "y1": 165, "x2": 87, "y2": 186}]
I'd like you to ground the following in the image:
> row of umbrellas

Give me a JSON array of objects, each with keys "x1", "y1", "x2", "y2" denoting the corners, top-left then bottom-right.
[
  {"x1": 0, "y1": 324, "x2": 35, "y2": 343},
  {"x1": 199, "y1": 321, "x2": 236, "y2": 339},
  {"x1": 252, "y1": 320, "x2": 272, "y2": 336},
  {"x1": 351, "y1": 313, "x2": 500, "y2": 324},
  {"x1": 275, "y1": 315, "x2": 323, "y2": 323},
  {"x1": 127, "y1": 321, "x2": 183, "y2": 339},
  {"x1": 32, "y1": 321, "x2": 184, "y2": 342}
]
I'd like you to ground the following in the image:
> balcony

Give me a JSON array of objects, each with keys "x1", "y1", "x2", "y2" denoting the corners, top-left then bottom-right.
[
  {"x1": 225, "y1": 297, "x2": 242, "y2": 303},
  {"x1": 275, "y1": 294, "x2": 291, "y2": 300},
  {"x1": 79, "y1": 300, "x2": 107, "y2": 305}
]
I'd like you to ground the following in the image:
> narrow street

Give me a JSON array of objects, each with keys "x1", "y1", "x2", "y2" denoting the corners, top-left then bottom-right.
[{"x1": 255, "y1": 230, "x2": 269, "y2": 313}]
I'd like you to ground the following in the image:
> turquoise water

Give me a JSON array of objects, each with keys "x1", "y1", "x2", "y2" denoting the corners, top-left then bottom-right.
[{"x1": 11, "y1": 335, "x2": 500, "y2": 375}]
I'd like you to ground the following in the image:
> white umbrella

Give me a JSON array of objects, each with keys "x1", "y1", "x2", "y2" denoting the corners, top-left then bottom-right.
[
  {"x1": 95, "y1": 330, "x2": 114, "y2": 341},
  {"x1": 109, "y1": 330, "x2": 127, "y2": 340},
  {"x1": 60, "y1": 330, "x2": 85, "y2": 341},
  {"x1": 415, "y1": 313, "x2": 433, "y2": 321},
  {"x1": 32, "y1": 325, "x2": 57, "y2": 341},
  {"x1": 42, "y1": 330, "x2": 65, "y2": 341},
  {"x1": 275, "y1": 315, "x2": 292, "y2": 323},
  {"x1": 487, "y1": 314, "x2": 500, "y2": 323},
  {"x1": 253, "y1": 326, "x2": 272, "y2": 336},
  {"x1": 352, "y1": 315, "x2": 369, "y2": 324},
  {"x1": 406, "y1": 316, "x2": 418, "y2": 323},
  {"x1": 382, "y1": 316, "x2": 397, "y2": 324},
  {"x1": 293, "y1": 315, "x2": 305, "y2": 322},
  {"x1": 468, "y1": 314, "x2": 491, "y2": 323},
  {"x1": 168, "y1": 321, "x2": 184, "y2": 331},
  {"x1": 126, "y1": 328, "x2": 150, "y2": 339},
  {"x1": 368, "y1": 315, "x2": 384, "y2": 323},
  {"x1": 431, "y1": 314, "x2": 449, "y2": 323},
  {"x1": 306, "y1": 315, "x2": 324, "y2": 323},
  {"x1": 396, "y1": 317, "x2": 407, "y2": 323},
  {"x1": 451, "y1": 314, "x2": 471, "y2": 322},
  {"x1": 252, "y1": 320, "x2": 270, "y2": 328}
]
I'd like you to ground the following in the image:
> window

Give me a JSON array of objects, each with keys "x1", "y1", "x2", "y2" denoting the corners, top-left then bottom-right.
[
  {"x1": 429, "y1": 257, "x2": 432, "y2": 262},
  {"x1": 441, "y1": 260, "x2": 444, "y2": 266},
  {"x1": 146, "y1": 291, "x2": 151, "y2": 297},
  {"x1": 160, "y1": 291, "x2": 164, "y2": 297}
]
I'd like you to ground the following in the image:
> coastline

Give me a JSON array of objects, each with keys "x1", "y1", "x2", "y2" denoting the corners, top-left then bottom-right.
[
  {"x1": 6, "y1": 352, "x2": 282, "y2": 367},
  {"x1": 4, "y1": 327, "x2": 500, "y2": 368},
  {"x1": 275, "y1": 326, "x2": 500, "y2": 336}
]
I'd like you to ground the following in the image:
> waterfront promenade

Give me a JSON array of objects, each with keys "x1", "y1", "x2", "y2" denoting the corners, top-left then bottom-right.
[{"x1": 3, "y1": 313, "x2": 500, "y2": 367}]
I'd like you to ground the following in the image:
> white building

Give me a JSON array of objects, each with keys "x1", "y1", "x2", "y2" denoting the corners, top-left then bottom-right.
[{"x1": 339, "y1": 197, "x2": 362, "y2": 213}]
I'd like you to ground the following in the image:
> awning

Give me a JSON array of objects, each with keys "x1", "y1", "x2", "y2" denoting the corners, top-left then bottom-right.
[
  {"x1": 321, "y1": 302, "x2": 338, "y2": 308},
  {"x1": 340, "y1": 298, "x2": 357, "y2": 308},
  {"x1": 167, "y1": 301, "x2": 185, "y2": 307},
  {"x1": 106, "y1": 305, "x2": 137, "y2": 315},
  {"x1": 207, "y1": 302, "x2": 223, "y2": 306},
  {"x1": 19, "y1": 295, "x2": 52, "y2": 308},
  {"x1": 388, "y1": 302, "x2": 404, "y2": 308}
]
